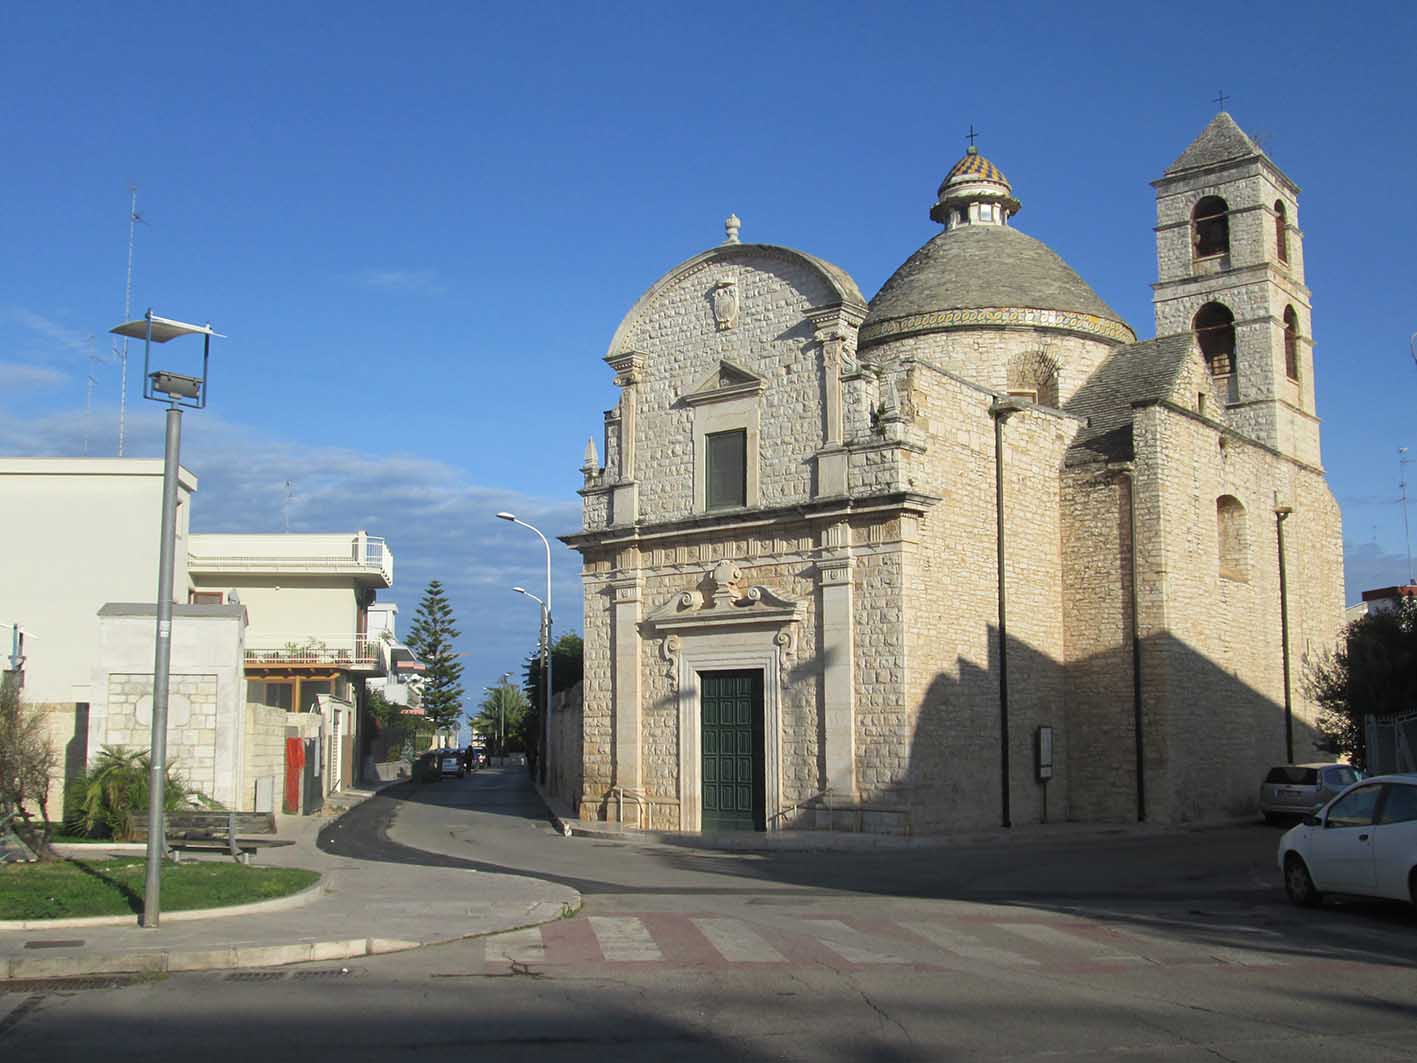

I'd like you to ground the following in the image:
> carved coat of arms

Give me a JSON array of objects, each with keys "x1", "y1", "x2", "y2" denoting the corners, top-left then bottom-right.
[{"x1": 712, "y1": 279, "x2": 739, "y2": 331}]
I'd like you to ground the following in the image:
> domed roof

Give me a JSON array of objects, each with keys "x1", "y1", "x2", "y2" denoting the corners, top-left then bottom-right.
[
  {"x1": 860, "y1": 224, "x2": 1134, "y2": 348},
  {"x1": 939, "y1": 147, "x2": 1011, "y2": 194}
]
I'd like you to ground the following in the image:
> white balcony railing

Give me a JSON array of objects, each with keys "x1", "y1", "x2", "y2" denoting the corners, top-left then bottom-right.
[
  {"x1": 243, "y1": 633, "x2": 385, "y2": 669},
  {"x1": 188, "y1": 532, "x2": 393, "y2": 586}
]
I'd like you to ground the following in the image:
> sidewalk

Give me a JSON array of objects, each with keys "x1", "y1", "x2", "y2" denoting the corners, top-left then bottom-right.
[
  {"x1": 0, "y1": 784, "x2": 580, "y2": 981},
  {"x1": 535, "y1": 783, "x2": 1240, "y2": 852}
]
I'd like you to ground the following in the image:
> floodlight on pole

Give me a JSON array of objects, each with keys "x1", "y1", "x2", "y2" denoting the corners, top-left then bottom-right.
[
  {"x1": 110, "y1": 308, "x2": 222, "y2": 929},
  {"x1": 501, "y1": 510, "x2": 552, "y2": 787}
]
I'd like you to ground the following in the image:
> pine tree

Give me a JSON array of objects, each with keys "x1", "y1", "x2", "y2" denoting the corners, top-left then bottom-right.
[{"x1": 405, "y1": 580, "x2": 465, "y2": 738}]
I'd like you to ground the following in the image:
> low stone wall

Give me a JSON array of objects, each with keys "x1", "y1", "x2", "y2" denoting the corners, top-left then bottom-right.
[
  {"x1": 244, "y1": 702, "x2": 286, "y2": 812},
  {"x1": 547, "y1": 682, "x2": 583, "y2": 813}
]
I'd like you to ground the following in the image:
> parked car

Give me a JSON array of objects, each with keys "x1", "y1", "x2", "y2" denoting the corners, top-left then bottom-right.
[
  {"x1": 439, "y1": 748, "x2": 465, "y2": 779},
  {"x1": 1259, "y1": 763, "x2": 1362, "y2": 822},
  {"x1": 1278, "y1": 773, "x2": 1417, "y2": 908}
]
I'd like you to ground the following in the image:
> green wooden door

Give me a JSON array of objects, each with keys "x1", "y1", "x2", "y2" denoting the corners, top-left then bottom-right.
[{"x1": 700, "y1": 670, "x2": 765, "y2": 832}]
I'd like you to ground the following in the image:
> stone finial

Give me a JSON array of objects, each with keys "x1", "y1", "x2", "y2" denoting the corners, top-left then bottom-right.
[
  {"x1": 724, "y1": 213, "x2": 741, "y2": 244},
  {"x1": 708, "y1": 559, "x2": 743, "y2": 606},
  {"x1": 581, "y1": 436, "x2": 599, "y2": 473}
]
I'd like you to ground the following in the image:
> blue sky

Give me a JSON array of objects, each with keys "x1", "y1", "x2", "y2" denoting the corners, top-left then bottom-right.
[{"x1": 4, "y1": 1, "x2": 1415, "y2": 707}]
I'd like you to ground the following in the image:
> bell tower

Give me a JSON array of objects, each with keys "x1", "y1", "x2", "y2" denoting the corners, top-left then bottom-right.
[{"x1": 1151, "y1": 113, "x2": 1319, "y2": 465}]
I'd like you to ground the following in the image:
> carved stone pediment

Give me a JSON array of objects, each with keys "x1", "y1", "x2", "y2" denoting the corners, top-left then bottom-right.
[
  {"x1": 646, "y1": 563, "x2": 804, "y2": 688},
  {"x1": 646, "y1": 562, "x2": 802, "y2": 631},
  {"x1": 680, "y1": 360, "x2": 765, "y2": 407}
]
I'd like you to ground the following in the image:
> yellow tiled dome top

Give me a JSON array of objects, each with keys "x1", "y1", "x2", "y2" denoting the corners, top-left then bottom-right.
[{"x1": 939, "y1": 146, "x2": 1011, "y2": 193}]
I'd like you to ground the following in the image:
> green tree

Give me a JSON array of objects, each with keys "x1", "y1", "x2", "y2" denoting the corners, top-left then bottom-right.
[
  {"x1": 1304, "y1": 596, "x2": 1417, "y2": 769},
  {"x1": 473, "y1": 683, "x2": 529, "y2": 755},
  {"x1": 520, "y1": 632, "x2": 583, "y2": 762},
  {"x1": 405, "y1": 580, "x2": 465, "y2": 738},
  {"x1": 0, "y1": 675, "x2": 57, "y2": 855}
]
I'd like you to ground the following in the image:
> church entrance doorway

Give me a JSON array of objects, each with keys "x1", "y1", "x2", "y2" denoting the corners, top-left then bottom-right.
[{"x1": 700, "y1": 670, "x2": 765, "y2": 832}]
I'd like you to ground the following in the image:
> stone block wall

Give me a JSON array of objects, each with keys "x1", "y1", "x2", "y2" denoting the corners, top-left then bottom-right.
[
  {"x1": 244, "y1": 701, "x2": 287, "y2": 812},
  {"x1": 1060, "y1": 466, "x2": 1138, "y2": 822},
  {"x1": 1132, "y1": 403, "x2": 1344, "y2": 823},
  {"x1": 547, "y1": 682, "x2": 583, "y2": 813},
  {"x1": 611, "y1": 252, "x2": 845, "y2": 520},
  {"x1": 104, "y1": 673, "x2": 220, "y2": 802}
]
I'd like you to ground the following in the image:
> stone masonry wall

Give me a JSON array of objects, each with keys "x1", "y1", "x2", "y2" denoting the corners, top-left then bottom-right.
[
  {"x1": 578, "y1": 569, "x2": 614, "y2": 819},
  {"x1": 860, "y1": 351, "x2": 1079, "y2": 832},
  {"x1": 1060, "y1": 466, "x2": 1138, "y2": 821},
  {"x1": 105, "y1": 673, "x2": 220, "y2": 802},
  {"x1": 1134, "y1": 403, "x2": 1344, "y2": 823},
  {"x1": 244, "y1": 701, "x2": 286, "y2": 812},
  {"x1": 616, "y1": 252, "x2": 844, "y2": 520},
  {"x1": 862, "y1": 327, "x2": 1123, "y2": 410}
]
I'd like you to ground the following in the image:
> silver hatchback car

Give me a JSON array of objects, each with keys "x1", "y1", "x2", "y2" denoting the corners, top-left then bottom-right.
[{"x1": 1260, "y1": 763, "x2": 1362, "y2": 822}]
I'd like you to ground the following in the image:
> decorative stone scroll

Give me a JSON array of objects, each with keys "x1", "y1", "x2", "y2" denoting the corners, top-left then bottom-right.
[{"x1": 646, "y1": 562, "x2": 805, "y2": 691}]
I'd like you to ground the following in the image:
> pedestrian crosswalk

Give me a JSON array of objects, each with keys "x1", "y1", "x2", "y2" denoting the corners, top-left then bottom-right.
[{"x1": 475, "y1": 912, "x2": 1305, "y2": 975}]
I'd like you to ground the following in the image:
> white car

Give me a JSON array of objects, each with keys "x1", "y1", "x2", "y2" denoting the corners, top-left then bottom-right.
[{"x1": 1277, "y1": 773, "x2": 1417, "y2": 908}]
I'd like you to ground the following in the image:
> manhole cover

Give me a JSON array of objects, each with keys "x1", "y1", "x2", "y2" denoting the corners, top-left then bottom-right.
[{"x1": 290, "y1": 968, "x2": 358, "y2": 980}]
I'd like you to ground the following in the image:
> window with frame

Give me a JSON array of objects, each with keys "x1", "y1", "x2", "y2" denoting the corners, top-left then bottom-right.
[
  {"x1": 705, "y1": 429, "x2": 747, "y2": 511},
  {"x1": 1194, "y1": 302, "x2": 1236, "y2": 376},
  {"x1": 1192, "y1": 196, "x2": 1230, "y2": 259},
  {"x1": 190, "y1": 591, "x2": 224, "y2": 605},
  {"x1": 1326, "y1": 785, "x2": 1381, "y2": 828},
  {"x1": 1216, "y1": 495, "x2": 1249, "y2": 581},
  {"x1": 1283, "y1": 306, "x2": 1300, "y2": 381},
  {"x1": 1378, "y1": 783, "x2": 1417, "y2": 824}
]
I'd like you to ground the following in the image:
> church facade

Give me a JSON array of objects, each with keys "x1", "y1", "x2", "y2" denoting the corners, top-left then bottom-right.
[{"x1": 562, "y1": 113, "x2": 1344, "y2": 833}]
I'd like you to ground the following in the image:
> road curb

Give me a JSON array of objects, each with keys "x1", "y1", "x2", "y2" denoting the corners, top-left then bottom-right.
[
  {"x1": 0, "y1": 895, "x2": 582, "y2": 981},
  {"x1": 0, "y1": 876, "x2": 326, "y2": 931}
]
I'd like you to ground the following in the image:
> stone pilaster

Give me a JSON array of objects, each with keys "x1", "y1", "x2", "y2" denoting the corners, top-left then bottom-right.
[
  {"x1": 611, "y1": 575, "x2": 642, "y2": 792},
  {"x1": 606, "y1": 353, "x2": 645, "y2": 524},
  {"x1": 807, "y1": 309, "x2": 860, "y2": 498},
  {"x1": 818, "y1": 521, "x2": 856, "y2": 798}
]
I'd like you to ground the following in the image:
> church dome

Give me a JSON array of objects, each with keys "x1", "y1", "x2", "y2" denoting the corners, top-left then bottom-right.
[
  {"x1": 930, "y1": 147, "x2": 1018, "y2": 223},
  {"x1": 861, "y1": 150, "x2": 1133, "y2": 349}
]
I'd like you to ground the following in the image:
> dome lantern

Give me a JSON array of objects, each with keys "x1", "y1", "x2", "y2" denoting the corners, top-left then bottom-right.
[{"x1": 929, "y1": 146, "x2": 1021, "y2": 228}]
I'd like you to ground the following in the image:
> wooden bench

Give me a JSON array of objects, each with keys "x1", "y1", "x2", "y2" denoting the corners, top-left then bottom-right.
[{"x1": 132, "y1": 810, "x2": 294, "y2": 865}]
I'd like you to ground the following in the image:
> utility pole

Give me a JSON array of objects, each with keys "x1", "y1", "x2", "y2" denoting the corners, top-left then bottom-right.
[
  {"x1": 115, "y1": 185, "x2": 141, "y2": 457},
  {"x1": 1401, "y1": 448, "x2": 1413, "y2": 584}
]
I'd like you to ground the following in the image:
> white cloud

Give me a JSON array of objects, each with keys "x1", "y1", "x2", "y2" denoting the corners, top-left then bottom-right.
[
  {"x1": 7, "y1": 307, "x2": 94, "y2": 356},
  {"x1": 353, "y1": 269, "x2": 447, "y2": 295},
  {"x1": 0, "y1": 361, "x2": 69, "y2": 388}
]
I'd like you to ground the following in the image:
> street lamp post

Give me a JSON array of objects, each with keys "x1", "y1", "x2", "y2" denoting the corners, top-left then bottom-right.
[
  {"x1": 498, "y1": 513, "x2": 552, "y2": 785},
  {"x1": 110, "y1": 310, "x2": 222, "y2": 929}
]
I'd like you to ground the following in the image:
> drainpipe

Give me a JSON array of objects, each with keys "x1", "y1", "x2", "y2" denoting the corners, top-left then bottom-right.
[
  {"x1": 989, "y1": 398, "x2": 1025, "y2": 829},
  {"x1": 1275, "y1": 504, "x2": 1294, "y2": 763},
  {"x1": 1120, "y1": 468, "x2": 1146, "y2": 823}
]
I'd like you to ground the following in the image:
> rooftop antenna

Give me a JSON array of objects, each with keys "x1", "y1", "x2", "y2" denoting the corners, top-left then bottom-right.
[
  {"x1": 283, "y1": 480, "x2": 295, "y2": 533},
  {"x1": 1401, "y1": 448, "x2": 1413, "y2": 584},
  {"x1": 82, "y1": 334, "x2": 109, "y2": 456},
  {"x1": 114, "y1": 184, "x2": 143, "y2": 457}
]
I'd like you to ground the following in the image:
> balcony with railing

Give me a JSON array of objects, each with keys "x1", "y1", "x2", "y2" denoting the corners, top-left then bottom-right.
[
  {"x1": 188, "y1": 532, "x2": 393, "y2": 587},
  {"x1": 243, "y1": 633, "x2": 386, "y2": 671}
]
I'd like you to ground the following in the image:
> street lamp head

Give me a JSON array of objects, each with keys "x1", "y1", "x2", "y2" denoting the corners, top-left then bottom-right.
[
  {"x1": 496, "y1": 512, "x2": 517, "y2": 522},
  {"x1": 512, "y1": 586, "x2": 526, "y2": 595},
  {"x1": 149, "y1": 371, "x2": 203, "y2": 400}
]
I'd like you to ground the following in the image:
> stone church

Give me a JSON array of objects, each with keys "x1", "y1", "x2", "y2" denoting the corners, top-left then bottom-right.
[{"x1": 563, "y1": 113, "x2": 1345, "y2": 833}]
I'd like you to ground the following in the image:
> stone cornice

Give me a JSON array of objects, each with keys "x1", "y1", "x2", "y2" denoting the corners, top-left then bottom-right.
[
  {"x1": 559, "y1": 490, "x2": 940, "y2": 551},
  {"x1": 860, "y1": 305, "x2": 1135, "y2": 347}
]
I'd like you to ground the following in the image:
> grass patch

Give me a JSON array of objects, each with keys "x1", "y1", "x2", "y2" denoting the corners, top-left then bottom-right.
[{"x1": 0, "y1": 858, "x2": 319, "y2": 921}]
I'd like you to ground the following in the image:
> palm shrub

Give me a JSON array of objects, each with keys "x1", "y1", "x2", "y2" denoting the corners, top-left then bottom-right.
[{"x1": 67, "y1": 747, "x2": 189, "y2": 840}]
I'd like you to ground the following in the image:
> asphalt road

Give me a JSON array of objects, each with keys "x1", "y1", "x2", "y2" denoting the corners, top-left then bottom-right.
[{"x1": 5, "y1": 767, "x2": 1417, "y2": 1062}]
